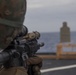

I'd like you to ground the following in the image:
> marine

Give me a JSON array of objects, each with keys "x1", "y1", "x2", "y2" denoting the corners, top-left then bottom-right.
[{"x1": 0, "y1": 0, "x2": 42, "y2": 75}]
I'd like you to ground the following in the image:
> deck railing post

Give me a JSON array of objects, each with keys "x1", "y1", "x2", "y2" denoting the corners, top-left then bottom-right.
[{"x1": 57, "y1": 43, "x2": 63, "y2": 59}]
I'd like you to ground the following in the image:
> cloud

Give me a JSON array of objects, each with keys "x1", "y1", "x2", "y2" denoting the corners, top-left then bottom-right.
[
  {"x1": 24, "y1": 0, "x2": 76, "y2": 32},
  {"x1": 27, "y1": 0, "x2": 73, "y2": 9}
]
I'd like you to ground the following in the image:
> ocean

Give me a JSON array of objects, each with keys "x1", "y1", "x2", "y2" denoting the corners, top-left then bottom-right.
[{"x1": 38, "y1": 31, "x2": 76, "y2": 53}]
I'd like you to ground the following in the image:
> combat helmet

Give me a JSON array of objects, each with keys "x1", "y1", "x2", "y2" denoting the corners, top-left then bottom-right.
[{"x1": 0, "y1": 0, "x2": 27, "y2": 49}]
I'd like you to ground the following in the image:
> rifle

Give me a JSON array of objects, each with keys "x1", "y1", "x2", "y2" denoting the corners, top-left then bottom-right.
[{"x1": 0, "y1": 26, "x2": 44, "y2": 75}]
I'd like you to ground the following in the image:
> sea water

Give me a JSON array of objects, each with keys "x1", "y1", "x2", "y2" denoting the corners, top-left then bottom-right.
[{"x1": 38, "y1": 31, "x2": 76, "y2": 53}]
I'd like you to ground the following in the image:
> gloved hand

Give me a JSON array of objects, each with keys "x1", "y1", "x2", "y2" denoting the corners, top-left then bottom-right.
[
  {"x1": 27, "y1": 56, "x2": 43, "y2": 75},
  {"x1": 27, "y1": 56, "x2": 42, "y2": 68}
]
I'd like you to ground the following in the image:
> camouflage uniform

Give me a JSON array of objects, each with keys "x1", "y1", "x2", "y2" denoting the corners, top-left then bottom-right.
[
  {"x1": 0, "y1": 67, "x2": 28, "y2": 75},
  {"x1": 0, "y1": 0, "x2": 26, "y2": 49},
  {"x1": 0, "y1": 0, "x2": 42, "y2": 75}
]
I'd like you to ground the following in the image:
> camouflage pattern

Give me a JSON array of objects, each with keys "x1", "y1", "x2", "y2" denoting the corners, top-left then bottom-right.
[
  {"x1": 0, "y1": 0, "x2": 26, "y2": 49},
  {"x1": 0, "y1": 67, "x2": 28, "y2": 75}
]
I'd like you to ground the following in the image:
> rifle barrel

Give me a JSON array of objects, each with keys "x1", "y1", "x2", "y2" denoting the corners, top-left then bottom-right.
[{"x1": 0, "y1": 52, "x2": 10, "y2": 65}]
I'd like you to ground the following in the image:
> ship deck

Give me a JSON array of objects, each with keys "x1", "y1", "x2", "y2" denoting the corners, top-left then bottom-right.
[{"x1": 41, "y1": 59, "x2": 76, "y2": 75}]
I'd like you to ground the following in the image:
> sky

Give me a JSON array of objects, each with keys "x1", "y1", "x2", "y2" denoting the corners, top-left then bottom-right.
[{"x1": 24, "y1": 0, "x2": 76, "y2": 32}]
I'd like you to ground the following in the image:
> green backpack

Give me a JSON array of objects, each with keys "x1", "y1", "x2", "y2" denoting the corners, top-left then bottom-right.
[{"x1": 0, "y1": 0, "x2": 26, "y2": 49}]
